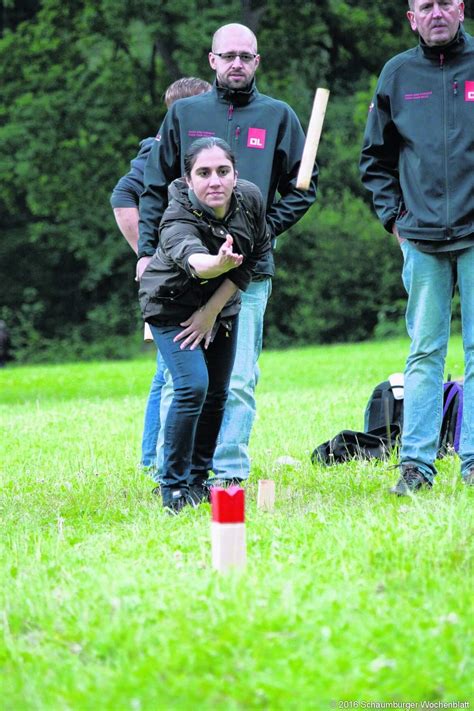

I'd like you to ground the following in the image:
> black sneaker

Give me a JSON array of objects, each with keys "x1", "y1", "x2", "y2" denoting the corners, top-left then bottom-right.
[
  {"x1": 390, "y1": 464, "x2": 432, "y2": 496},
  {"x1": 189, "y1": 476, "x2": 211, "y2": 505},
  {"x1": 162, "y1": 488, "x2": 190, "y2": 515}
]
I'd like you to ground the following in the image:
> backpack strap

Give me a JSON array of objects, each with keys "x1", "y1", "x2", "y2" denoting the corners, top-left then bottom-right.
[
  {"x1": 448, "y1": 383, "x2": 464, "y2": 452},
  {"x1": 443, "y1": 381, "x2": 459, "y2": 415},
  {"x1": 454, "y1": 394, "x2": 463, "y2": 452},
  {"x1": 442, "y1": 381, "x2": 464, "y2": 453}
]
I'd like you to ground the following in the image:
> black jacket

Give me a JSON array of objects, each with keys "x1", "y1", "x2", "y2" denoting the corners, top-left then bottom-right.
[
  {"x1": 138, "y1": 80, "x2": 318, "y2": 270},
  {"x1": 110, "y1": 138, "x2": 153, "y2": 208},
  {"x1": 360, "y1": 26, "x2": 474, "y2": 243},
  {"x1": 138, "y1": 178, "x2": 271, "y2": 325}
]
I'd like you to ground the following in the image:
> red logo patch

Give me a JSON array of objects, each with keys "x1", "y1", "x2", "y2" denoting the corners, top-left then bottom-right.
[
  {"x1": 465, "y1": 81, "x2": 474, "y2": 101},
  {"x1": 247, "y1": 127, "x2": 266, "y2": 150}
]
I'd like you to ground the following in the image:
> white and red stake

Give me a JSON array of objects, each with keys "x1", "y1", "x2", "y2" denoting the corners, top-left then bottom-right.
[{"x1": 210, "y1": 486, "x2": 246, "y2": 573}]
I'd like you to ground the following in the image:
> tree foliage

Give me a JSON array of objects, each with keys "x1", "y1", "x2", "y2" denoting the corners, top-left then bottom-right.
[{"x1": 0, "y1": 0, "x2": 472, "y2": 360}]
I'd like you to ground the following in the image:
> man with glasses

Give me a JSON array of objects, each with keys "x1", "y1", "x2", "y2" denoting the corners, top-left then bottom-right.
[
  {"x1": 360, "y1": 0, "x2": 474, "y2": 494},
  {"x1": 138, "y1": 23, "x2": 318, "y2": 489}
]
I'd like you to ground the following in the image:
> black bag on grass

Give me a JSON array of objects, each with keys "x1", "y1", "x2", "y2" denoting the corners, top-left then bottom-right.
[
  {"x1": 311, "y1": 424, "x2": 400, "y2": 465},
  {"x1": 312, "y1": 373, "x2": 404, "y2": 466},
  {"x1": 311, "y1": 372, "x2": 464, "y2": 466}
]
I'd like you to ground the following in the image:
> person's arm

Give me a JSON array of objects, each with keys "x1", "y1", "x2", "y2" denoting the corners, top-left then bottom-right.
[
  {"x1": 110, "y1": 138, "x2": 154, "y2": 255},
  {"x1": 173, "y1": 279, "x2": 239, "y2": 350},
  {"x1": 159, "y1": 216, "x2": 245, "y2": 280},
  {"x1": 218, "y1": 181, "x2": 272, "y2": 289},
  {"x1": 138, "y1": 110, "x2": 181, "y2": 258},
  {"x1": 265, "y1": 106, "x2": 318, "y2": 238},
  {"x1": 188, "y1": 235, "x2": 243, "y2": 278},
  {"x1": 359, "y1": 77, "x2": 402, "y2": 234},
  {"x1": 113, "y1": 207, "x2": 139, "y2": 254},
  {"x1": 247, "y1": 184, "x2": 273, "y2": 273}
]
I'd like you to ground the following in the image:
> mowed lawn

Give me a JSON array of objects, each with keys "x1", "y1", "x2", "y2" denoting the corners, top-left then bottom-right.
[{"x1": 1, "y1": 337, "x2": 472, "y2": 710}]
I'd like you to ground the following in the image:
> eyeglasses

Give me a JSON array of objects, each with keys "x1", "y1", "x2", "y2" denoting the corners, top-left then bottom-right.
[{"x1": 212, "y1": 52, "x2": 257, "y2": 64}]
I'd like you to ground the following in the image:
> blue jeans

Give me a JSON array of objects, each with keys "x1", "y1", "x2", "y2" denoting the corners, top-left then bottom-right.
[
  {"x1": 150, "y1": 319, "x2": 238, "y2": 490},
  {"x1": 140, "y1": 349, "x2": 165, "y2": 469},
  {"x1": 213, "y1": 278, "x2": 272, "y2": 478},
  {"x1": 400, "y1": 242, "x2": 474, "y2": 480},
  {"x1": 155, "y1": 278, "x2": 272, "y2": 482}
]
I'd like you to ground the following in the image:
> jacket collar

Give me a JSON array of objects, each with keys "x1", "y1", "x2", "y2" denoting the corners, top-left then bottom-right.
[
  {"x1": 419, "y1": 23, "x2": 466, "y2": 60},
  {"x1": 214, "y1": 79, "x2": 258, "y2": 107}
]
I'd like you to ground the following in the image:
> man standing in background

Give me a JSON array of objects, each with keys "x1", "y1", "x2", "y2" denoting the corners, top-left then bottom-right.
[
  {"x1": 138, "y1": 23, "x2": 318, "y2": 488},
  {"x1": 360, "y1": 0, "x2": 474, "y2": 494}
]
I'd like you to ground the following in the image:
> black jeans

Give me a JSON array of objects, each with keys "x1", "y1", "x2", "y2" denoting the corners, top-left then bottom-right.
[{"x1": 150, "y1": 318, "x2": 238, "y2": 492}]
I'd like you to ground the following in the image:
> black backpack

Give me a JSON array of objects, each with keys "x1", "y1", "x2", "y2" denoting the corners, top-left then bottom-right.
[
  {"x1": 311, "y1": 374, "x2": 463, "y2": 466},
  {"x1": 311, "y1": 424, "x2": 400, "y2": 466},
  {"x1": 312, "y1": 373, "x2": 404, "y2": 466},
  {"x1": 363, "y1": 373, "x2": 404, "y2": 432}
]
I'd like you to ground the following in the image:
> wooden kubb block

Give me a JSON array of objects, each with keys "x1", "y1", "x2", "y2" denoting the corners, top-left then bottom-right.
[
  {"x1": 257, "y1": 479, "x2": 275, "y2": 511},
  {"x1": 210, "y1": 486, "x2": 246, "y2": 572}
]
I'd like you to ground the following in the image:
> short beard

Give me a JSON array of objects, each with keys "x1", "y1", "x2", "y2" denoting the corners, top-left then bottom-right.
[{"x1": 218, "y1": 75, "x2": 252, "y2": 91}]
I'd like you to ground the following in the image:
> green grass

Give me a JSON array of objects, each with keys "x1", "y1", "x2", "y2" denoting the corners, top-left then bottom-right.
[{"x1": 1, "y1": 337, "x2": 472, "y2": 710}]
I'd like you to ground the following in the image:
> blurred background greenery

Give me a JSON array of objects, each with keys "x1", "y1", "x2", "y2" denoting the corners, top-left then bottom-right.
[{"x1": 1, "y1": 0, "x2": 471, "y2": 362}]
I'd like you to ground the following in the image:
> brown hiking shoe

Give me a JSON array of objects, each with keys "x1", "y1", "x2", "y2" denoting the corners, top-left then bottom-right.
[{"x1": 390, "y1": 464, "x2": 432, "y2": 496}]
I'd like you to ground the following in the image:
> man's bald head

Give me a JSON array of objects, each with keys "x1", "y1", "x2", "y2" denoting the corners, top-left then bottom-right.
[
  {"x1": 209, "y1": 23, "x2": 260, "y2": 90},
  {"x1": 212, "y1": 24, "x2": 258, "y2": 54}
]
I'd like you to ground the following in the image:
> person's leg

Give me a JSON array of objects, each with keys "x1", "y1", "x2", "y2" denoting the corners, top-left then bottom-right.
[
  {"x1": 140, "y1": 349, "x2": 165, "y2": 470},
  {"x1": 212, "y1": 278, "x2": 272, "y2": 481},
  {"x1": 457, "y1": 246, "x2": 474, "y2": 479},
  {"x1": 150, "y1": 325, "x2": 208, "y2": 497},
  {"x1": 153, "y1": 364, "x2": 173, "y2": 483},
  {"x1": 190, "y1": 319, "x2": 239, "y2": 486},
  {"x1": 398, "y1": 242, "x2": 454, "y2": 483}
]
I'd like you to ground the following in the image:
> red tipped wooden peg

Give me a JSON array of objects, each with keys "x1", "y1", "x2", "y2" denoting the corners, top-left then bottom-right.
[{"x1": 210, "y1": 486, "x2": 246, "y2": 572}]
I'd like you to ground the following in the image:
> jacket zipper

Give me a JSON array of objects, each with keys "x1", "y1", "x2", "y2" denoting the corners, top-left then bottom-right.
[
  {"x1": 227, "y1": 104, "x2": 234, "y2": 145},
  {"x1": 440, "y1": 53, "x2": 451, "y2": 235}
]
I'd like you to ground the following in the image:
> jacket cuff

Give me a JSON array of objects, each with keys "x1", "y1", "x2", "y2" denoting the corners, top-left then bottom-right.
[{"x1": 228, "y1": 269, "x2": 251, "y2": 291}]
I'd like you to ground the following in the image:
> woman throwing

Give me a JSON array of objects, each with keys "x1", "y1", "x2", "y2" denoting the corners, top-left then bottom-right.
[{"x1": 138, "y1": 137, "x2": 271, "y2": 513}]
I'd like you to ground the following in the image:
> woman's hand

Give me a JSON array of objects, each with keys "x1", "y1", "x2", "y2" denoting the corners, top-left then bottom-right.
[
  {"x1": 173, "y1": 306, "x2": 217, "y2": 350},
  {"x1": 217, "y1": 234, "x2": 243, "y2": 271},
  {"x1": 173, "y1": 278, "x2": 238, "y2": 350},
  {"x1": 188, "y1": 235, "x2": 243, "y2": 279}
]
